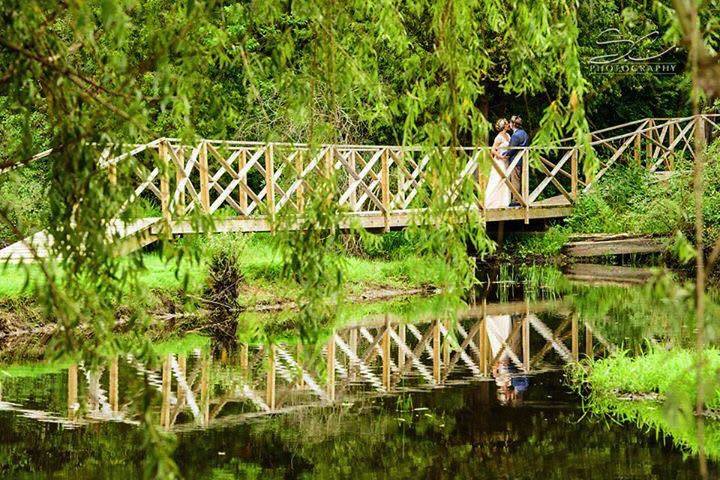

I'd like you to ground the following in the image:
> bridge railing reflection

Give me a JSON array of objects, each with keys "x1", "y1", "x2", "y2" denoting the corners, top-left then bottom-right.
[{"x1": 0, "y1": 303, "x2": 617, "y2": 431}]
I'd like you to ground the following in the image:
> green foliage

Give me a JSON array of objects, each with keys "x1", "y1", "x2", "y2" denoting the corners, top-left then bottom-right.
[
  {"x1": 509, "y1": 226, "x2": 571, "y2": 257},
  {"x1": 575, "y1": 347, "x2": 720, "y2": 408},
  {"x1": 355, "y1": 231, "x2": 420, "y2": 260},
  {"x1": 2, "y1": 1, "x2": 718, "y2": 476},
  {"x1": 565, "y1": 162, "x2": 671, "y2": 234},
  {"x1": 573, "y1": 347, "x2": 720, "y2": 460},
  {"x1": 560, "y1": 139, "x2": 720, "y2": 249},
  {"x1": 578, "y1": 1, "x2": 692, "y2": 127}
]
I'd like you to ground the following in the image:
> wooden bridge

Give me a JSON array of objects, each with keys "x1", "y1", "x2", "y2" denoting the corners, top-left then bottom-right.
[{"x1": 0, "y1": 114, "x2": 717, "y2": 262}]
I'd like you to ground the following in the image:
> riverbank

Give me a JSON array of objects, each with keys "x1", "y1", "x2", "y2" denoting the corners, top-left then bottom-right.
[
  {"x1": 497, "y1": 148, "x2": 720, "y2": 269},
  {"x1": 0, "y1": 233, "x2": 448, "y2": 302},
  {"x1": 0, "y1": 233, "x2": 454, "y2": 355},
  {"x1": 571, "y1": 348, "x2": 720, "y2": 460}
]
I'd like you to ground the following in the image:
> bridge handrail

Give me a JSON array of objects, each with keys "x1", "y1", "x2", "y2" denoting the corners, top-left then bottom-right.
[{"x1": 2, "y1": 114, "x2": 717, "y2": 235}]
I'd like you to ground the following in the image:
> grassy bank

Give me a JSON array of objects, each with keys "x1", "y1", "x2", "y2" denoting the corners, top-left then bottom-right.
[
  {"x1": 574, "y1": 348, "x2": 720, "y2": 408},
  {"x1": 0, "y1": 233, "x2": 448, "y2": 307},
  {"x1": 573, "y1": 348, "x2": 720, "y2": 460}
]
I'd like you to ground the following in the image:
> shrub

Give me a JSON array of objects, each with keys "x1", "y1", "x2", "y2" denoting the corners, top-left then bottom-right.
[
  {"x1": 511, "y1": 226, "x2": 570, "y2": 257},
  {"x1": 565, "y1": 192, "x2": 620, "y2": 233}
]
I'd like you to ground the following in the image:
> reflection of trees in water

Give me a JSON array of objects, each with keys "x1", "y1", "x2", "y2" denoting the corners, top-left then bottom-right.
[
  {"x1": 504, "y1": 264, "x2": 715, "y2": 350},
  {"x1": 585, "y1": 394, "x2": 720, "y2": 463},
  {"x1": 175, "y1": 382, "x2": 714, "y2": 479},
  {"x1": 4, "y1": 279, "x2": 715, "y2": 477}
]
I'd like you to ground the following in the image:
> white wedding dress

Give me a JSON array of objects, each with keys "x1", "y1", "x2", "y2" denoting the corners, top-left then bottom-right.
[
  {"x1": 486, "y1": 315, "x2": 513, "y2": 388},
  {"x1": 484, "y1": 133, "x2": 511, "y2": 208},
  {"x1": 486, "y1": 314, "x2": 512, "y2": 362}
]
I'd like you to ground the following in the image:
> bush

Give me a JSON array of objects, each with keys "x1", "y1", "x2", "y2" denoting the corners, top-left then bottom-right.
[
  {"x1": 0, "y1": 161, "x2": 51, "y2": 247},
  {"x1": 510, "y1": 226, "x2": 570, "y2": 257},
  {"x1": 341, "y1": 231, "x2": 421, "y2": 260},
  {"x1": 565, "y1": 193, "x2": 620, "y2": 233},
  {"x1": 564, "y1": 160, "x2": 690, "y2": 235}
]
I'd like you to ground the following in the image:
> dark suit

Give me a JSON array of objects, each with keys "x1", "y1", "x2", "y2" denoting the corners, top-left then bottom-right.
[{"x1": 506, "y1": 128, "x2": 530, "y2": 199}]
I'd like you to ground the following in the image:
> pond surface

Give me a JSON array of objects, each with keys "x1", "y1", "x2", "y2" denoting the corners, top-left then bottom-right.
[{"x1": 0, "y1": 264, "x2": 715, "y2": 478}]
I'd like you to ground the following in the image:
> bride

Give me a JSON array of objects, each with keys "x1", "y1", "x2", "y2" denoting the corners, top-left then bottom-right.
[{"x1": 484, "y1": 118, "x2": 512, "y2": 208}]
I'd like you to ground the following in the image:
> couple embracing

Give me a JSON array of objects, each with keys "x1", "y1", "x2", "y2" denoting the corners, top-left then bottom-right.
[{"x1": 485, "y1": 115, "x2": 529, "y2": 208}]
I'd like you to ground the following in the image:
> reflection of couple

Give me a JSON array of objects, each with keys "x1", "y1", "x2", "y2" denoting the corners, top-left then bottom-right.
[
  {"x1": 486, "y1": 314, "x2": 529, "y2": 406},
  {"x1": 484, "y1": 116, "x2": 530, "y2": 208}
]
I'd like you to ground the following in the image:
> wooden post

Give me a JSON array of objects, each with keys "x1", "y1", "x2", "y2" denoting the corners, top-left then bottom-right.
[
  {"x1": 159, "y1": 141, "x2": 171, "y2": 224},
  {"x1": 296, "y1": 150, "x2": 304, "y2": 214},
  {"x1": 571, "y1": 316, "x2": 579, "y2": 362},
  {"x1": 67, "y1": 364, "x2": 78, "y2": 420},
  {"x1": 634, "y1": 132, "x2": 641, "y2": 165},
  {"x1": 240, "y1": 343, "x2": 249, "y2": 375},
  {"x1": 326, "y1": 333, "x2": 336, "y2": 401},
  {"x1": 175, "y1": 147, "x2": 186, "y2": 215},
  {"x1": 177, "y1": 354, "x2": 187, "y2": 404},
  {"x1": 396, "y1": 149, "x2": 405, "y2": 209},
  {"x1": 479, "y1": 300, "x2": 488, "y2": 376},
  {"x1": 382, "y1": 319, "x2": 391, "y2": 390},
  {"x1": 349, "y1": 150, "x2": 357, "y2": 212},
  {"x1": 325, "y1": 145, "x2": 333, "y2": 177},
  {"x1": 669, "y1": 121, "x2": 676, "y2": 145},
  {"x1": 238, "y1": 149, "x2": 247, "y2": 214},
  {"x1": 381, "y1": 148, "x2": 390, "y2": 232},
  {"x1": 266, "y1": 344, "x2": 276, "y2": 410},
  {"x1": 433, "y1": 320, "x2": 441, "y2": 383},
  {"x1": 161, "y1": 354, "x2": 172, "y2": 429},
  {"x1": 398, "y1": 323, "x2": 406, "y2": 371},
  {"x1": 476, "y1": 320, "x2": 486, "y2": 374},
  {"x1": 585, "y1": 324, "x2": 593, "y2": 359},
  {"x1": 668, "y1": 122, "x2": 676, "y2": 170},
  {"x1": 349, "y1": 329, "x2": 358, "y2": 381},
  {"x1": 646, "y1": 120, "x2": 654, "y2": 164},
  {"x1": 108, "y1": 164, "x2": 117, "y2": 187},
  {"x1": 265, "y1": 144, "x2": 275, "y2": 220},
  {"x1": 199, "y1": 141, "x2": 210, "y2": 213},
  {"x1": 522, "y1": 149, "x2": 530, "y2": 223},
  {"x1": 443, "y1": 320, "x2": 450, "y2": 372},
  {"x1": 477, "y1": 148, "x2": 488, "y2": 211},
  {"x1": 571, "y1": 148, "x2": 578, "y2": 201},
  {"x1": 109, "y1": 356, "x2": 119, "y2": 412},
  {"x1": 522, "y1": 316, "x2": 530, "y2": 372},
  {"x1": 200, "y1": 355, "x2": 210, "y2": 425}
]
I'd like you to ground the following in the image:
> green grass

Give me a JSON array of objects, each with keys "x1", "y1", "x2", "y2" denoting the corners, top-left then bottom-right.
[
  {"x1": 574, "y1": 348, "x2": 720, "y2": 409},
  {"x1": 151, "y1": 334, "x2": 211, "y2": 356},
  {"x1": 0, "y1": 233, "x2": 447, "y2": 307},
  {"x1": 0, "y1": 254, "x2": 207, "y2": 299},
  {"x1": 574, "y1": 347, "x2": 720, "y2": 461},
  {"x1": 0, "y1": 361, "x2": 72, "y2": 379},
  {"x1": 506, "y1": 226, "x2": 570, "y2": 257}
]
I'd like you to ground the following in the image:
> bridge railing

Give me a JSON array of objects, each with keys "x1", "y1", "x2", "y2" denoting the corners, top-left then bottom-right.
[
  {"x1": 6, "y1": 114, "x2": 719, "y2": 232},
  {"x1": 34, "y1": 301, "x2": 608, "y2": 430},
  {"x1": 134, "y1": 114, "x2": 712, "y2": 229}
]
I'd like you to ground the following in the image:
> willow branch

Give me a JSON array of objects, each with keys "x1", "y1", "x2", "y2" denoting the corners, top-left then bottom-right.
[
  {"x1": 0, "y1": 37, "x2": 131, "y2": 100},
  {"x1": 671, "y1": 0, "x2": 720, "y2": 98}
]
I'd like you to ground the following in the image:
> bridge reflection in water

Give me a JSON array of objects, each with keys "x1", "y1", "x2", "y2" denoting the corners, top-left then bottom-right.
[{"x1": 0, "y1": 300, "x2": 615, "y2": 432}]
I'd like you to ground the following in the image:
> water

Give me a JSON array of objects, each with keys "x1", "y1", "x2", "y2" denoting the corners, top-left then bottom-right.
[{"x1": 0, "y1": 265, "x2": 715, "y2": 478}]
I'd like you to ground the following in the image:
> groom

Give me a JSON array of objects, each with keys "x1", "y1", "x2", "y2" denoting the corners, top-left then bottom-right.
[{"x1": 506, "y1": 115, "x2": 530, "y2": 205}]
